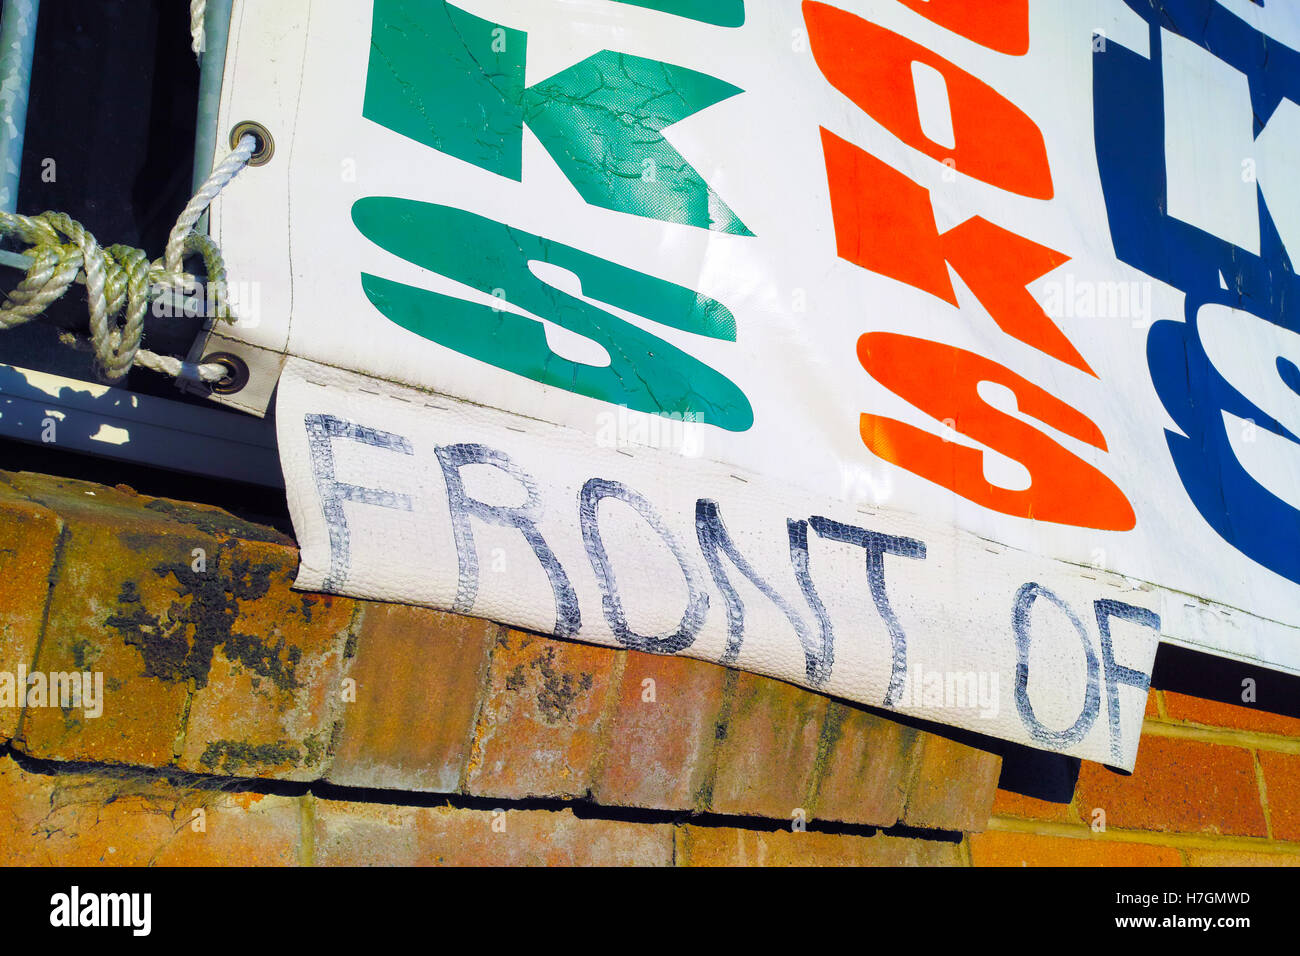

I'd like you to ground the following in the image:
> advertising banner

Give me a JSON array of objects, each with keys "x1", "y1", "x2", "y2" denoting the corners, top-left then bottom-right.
[{"x1": 203, "y1": 0, "x2": 1300, "y2": 768}]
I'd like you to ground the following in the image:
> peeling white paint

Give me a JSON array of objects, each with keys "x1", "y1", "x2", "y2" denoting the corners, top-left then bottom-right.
[{"x1": 88, "y1": 424, "x2": 130, "y2": 446}]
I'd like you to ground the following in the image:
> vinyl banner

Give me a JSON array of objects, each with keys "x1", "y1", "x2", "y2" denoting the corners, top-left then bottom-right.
[{"x1": 206, "y1": 0, "x2": 1300, "y2": 769}]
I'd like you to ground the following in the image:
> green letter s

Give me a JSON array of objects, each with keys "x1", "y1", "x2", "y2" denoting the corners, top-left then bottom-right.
[{"x1": 352, "y1": 198, "x2": 754, "y2": 432}]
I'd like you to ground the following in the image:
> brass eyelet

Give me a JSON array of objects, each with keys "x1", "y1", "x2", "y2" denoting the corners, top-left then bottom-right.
[
  {"x1": 229, "y1": 121, "x2": 274, "y2": 166},
  {"x1": 202, "y1": 352, "x2": 250, "y2": 394}
]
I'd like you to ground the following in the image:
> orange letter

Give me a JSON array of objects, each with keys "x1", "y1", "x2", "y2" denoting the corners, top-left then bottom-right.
[
  {"x1": 940, "y1": 216, "x2": 1092, "y2": 375},
  {"x1": 805, "y1": 1, "x2": 1052, "y2": 199},
  {"x1": 822, "y1": 129, "x2": 1090, "y2": 373},
  {"x1": 895, "y1": 0, "x2": 1029, "y2": 56},
  {"x1": 857, "y1": 333, "x2": 1134, "y2": 530},
  {"x1": 821, "y1": 127, "x2": 956, "y2": 304}
]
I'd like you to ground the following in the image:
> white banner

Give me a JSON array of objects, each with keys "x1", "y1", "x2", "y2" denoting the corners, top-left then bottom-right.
[
  {"x1": 208, "y1": 0, "x2": 1300, "y2": 767},
  {"x1": 278, "y1": 356, "x2": 1161, "y2": 766}
]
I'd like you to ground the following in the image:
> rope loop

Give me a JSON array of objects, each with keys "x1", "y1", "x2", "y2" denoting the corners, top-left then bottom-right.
[{"x1": 0, "y1": 134, "x2": 256, "y2": 384}]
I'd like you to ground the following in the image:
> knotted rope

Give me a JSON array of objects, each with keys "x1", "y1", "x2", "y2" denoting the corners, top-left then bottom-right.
[{"x1": 0, "y1": 133, "x2": 255, "y2": 384}]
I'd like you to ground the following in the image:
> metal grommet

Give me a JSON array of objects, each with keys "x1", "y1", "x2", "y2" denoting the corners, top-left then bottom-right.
[
  {"x1": 202, "y1": 352, "x2": 251, "y2": 394},
  {"x1": 229, "y1": 121, "x2": 274, "y2": 166}
]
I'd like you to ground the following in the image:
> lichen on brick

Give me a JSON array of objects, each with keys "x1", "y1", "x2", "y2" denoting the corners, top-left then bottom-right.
[
  {"x1": 532, "y1": 646, "x2": 593, "y2": 723},
  {"x1": 303, "y1": 732, "x2": 325, "y2": 767},
  {"x1": 70, "y1": 635, "x2": 100, "y2": 671},
  {"x1": 103, "y1": 542, "x2": 300, "y2": 691},
  {"x1": 505, "y1": 664, "x2": 527, "y2": 693},
  {"x1": 326, "y1": 719, "x2": 344, "y2": 760},
  {"x1": 141, "y1": 498, "x2": 287, "y2": 545},
  {"x1": 198, "y1": 740, "x2": 301, "y2": 775}
]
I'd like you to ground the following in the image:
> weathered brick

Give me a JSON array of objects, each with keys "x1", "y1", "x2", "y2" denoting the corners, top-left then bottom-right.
[
  {"x1": 0, "y1": 754, "x2": 300, "y2": 865},
  {"x1": 591, "y1": 650, "x2": 730, "y2": 811},
  {"x1": 0, "y1": 481, "x2": 62, "y2": 742},
  {"x1": 1076, "y1": 736, "x2": 1267, "y2": 837},
  {"x1": 463, "y1": 629, "x2": 620, "y2": 800},
  {"x1": 18, "y1": 468, "x2": 1297, "y2": 869},
  {"x1": 709, "y1": 671, "x2": 827, "y2": 820},
  {"x1": 151, "y1": 790, "x2": 302, "y2": 865},
  {"x1": 2, "y1": 472, "x2": 292, "y2": 548},
  {"x1": 1185, "y1": 849, "x2": 1300, "y2": 866},
  {"x1": 11, "y1": 477, "x2": 207, "y2": 767},
  {"x1": 1162, "y1": 692, "x2": 1300, "y2": 738},
  {"x1": 328, "y1": 604, "x2": 495, "y2": 793},
  {"x1": 675, "y1": 825, "x2": 961, "y2": 866},
  {"x1": 990, "y1": 788, "x2": 1078, "y2": 824},
  {"x1": 809, "y1": 702, "x2": 920, "y2": 827},
  {"x1": 6, "y1": 472, "x2": 349, "y2": 780},
  {"x1": 314, "y1": 801, "x2": 673, "y2": 866},
  {"x1": 1259, "y1": 750, "x2": 1300, "y2": 842},
  {"x1": 969, "y1": 831, "x2": 1182, "y2": 866},
  {"x1": 176, "y1": 539, "x2": 357, "y2": 781},
  {"x1": 902, "y1": 732, "x2": 1001, "y2": 832}
]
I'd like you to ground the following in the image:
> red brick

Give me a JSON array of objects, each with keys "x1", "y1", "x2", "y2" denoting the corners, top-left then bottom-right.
[
  {"x1": 676, "y1": 825, "x2": 961, "y2": 866},
  {"x1": 809, "y1": 702, "x2": 920, "y2": 827},
  {"x1": 990, "y1": 788, "x2": 1078, "y2": 824},
  {"x1": 0, "y1": 472, "x2": 351, "y2": 779},
  {"x1": 11, "y1": 478, "x2": 206, "y2": 767},
  {"x1": 0, "y1": 754, "x2": 300, "y2": 865},
  {"x1": 328, "y1": 604, "x2": 496, "y2": 793},
  {"x1": 151, "y1": 791, "x2": 302, "y2": 865},
  {"x1": 2, "y1": 472, "x2": 293, "y2": 549},
  {"x1": 314, "y1": 801, "x2": 672, "y2": 866},
  {"x1": 175, "y1": 539, "x2": 357, "y2": 781},
  {"x1": 969, "y1": 831, "x2": 1182, "y2": 866},
  {"x1": 1186, "y1": 849, "x2": 1300, "y2": 866},
  {"x1": 1076, "y1": 736, "x2": 1267, "y2": 837},
  {"x1": 591, "y1": 650, "x2": 730, "y2": 811},
  {"x1": 1145, "y1": 689, "x2": 1161, "y2": 719},
  {"x1": 902, "y1": 732, "x2": 1001, "y2": 832},
  {"x1": 1259, "y1": 751, "x2": 1300, "y2": 842},
  {"x1": 0, "y1": 481, "x2": 62, "y2": 742},
  {"x1": 463, "y1": 629, "x2": 620, "y2": 800},
  {"x1": 708, "y1": 670, "x2": 827, "y2": 820},
  {"x1": 1162, "y1": 692, "x2": 1300, "y2": 738}
]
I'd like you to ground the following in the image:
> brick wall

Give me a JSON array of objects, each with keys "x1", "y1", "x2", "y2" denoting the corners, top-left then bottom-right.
[
  {"x1": 0, "y1": 470, "x2": 993, "y2": 866},
  {"x1": 977, "y1": 680, "x2": 1300, "y2": 866},
  {"x1": 0, "y1": 468, "x2": 1294, "y2": 866}
]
